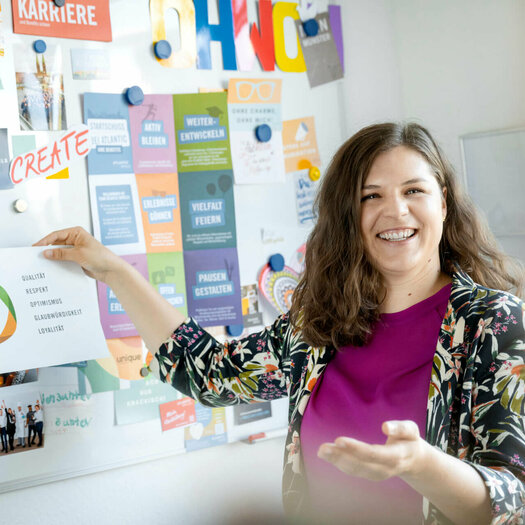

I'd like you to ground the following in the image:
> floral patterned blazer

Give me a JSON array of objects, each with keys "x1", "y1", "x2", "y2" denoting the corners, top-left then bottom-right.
[{"x1": 150, "y1": 269, "x2": 525, "y2": 524}]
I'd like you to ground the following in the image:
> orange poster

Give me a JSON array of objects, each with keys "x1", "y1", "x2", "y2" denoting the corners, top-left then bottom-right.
[
  {"x1": 11, "y1": 0, "x2": 112, "y2": 42},
  {"x1": 135, "y1": 172, "x2": 183, "y2": 253},
  {"x1": 282, "y1": 117, "x2": 321, "y2": 174}
]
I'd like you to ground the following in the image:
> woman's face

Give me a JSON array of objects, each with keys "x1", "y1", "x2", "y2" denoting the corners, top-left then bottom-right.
[{"x1": 359, "y1": 146, "x2": 447, "y2": 281}]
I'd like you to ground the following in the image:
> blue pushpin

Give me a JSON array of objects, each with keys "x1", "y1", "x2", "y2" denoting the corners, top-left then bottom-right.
[
  {"x1": 33, "y1": 40, "x2": 47, "y2": 54},
  {"x1": 269, "y1": 253, "x2": 285, "y2": 272},
  {"x1": 255, "y1": 124, "x2": 272, "y2": 143},
  {"x1": 227, "y1": 324, "x2": 244, "y2": 337},
  {"x1": 126, "y1": 86, "x2": 144, "y2": 106},
  {"x1": 154, "y1": 40, "x2": 172, "y2": 60},
  {"x1": 303, "y1": 19, "x2": 319, "y2": 37},
  {"x1": 54, "y1": 0, "x2": 66, "y2": 7}
]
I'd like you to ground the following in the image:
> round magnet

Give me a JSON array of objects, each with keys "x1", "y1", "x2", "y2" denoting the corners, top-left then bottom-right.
[
  {"x1": 154, "y1": 40, "x2": 172, "y2": 60},
  {"x1": 269, "y1": 253, "x2": 285, "y2": 272},
  {"x1": 255, "y1": 124, "x2": 272, "y2": 143},
  {"x1": 140, "y1": 367, "x2": 149, "y2": 378},
  {"x1": 13, "y1": 199, "x2": 28, "y2": 213},
  {"x1": 226, "y1": 324, "x2": 244, "y2": 337},
  {"x1": 54, "y1": 0, "x2": 66, "y2": 7},
  {"x1": 126, "y1": 86, "x2": 144, "y2": 106},
  {"x1": 309, "y1": 166, "x2": 321, "y2": 181},
  {"x1": 303, "y1": 19, "x2": 319, "y2": 37},
  {"x1": 33, "y1": 40, "x2": 47, "y2": 54}
]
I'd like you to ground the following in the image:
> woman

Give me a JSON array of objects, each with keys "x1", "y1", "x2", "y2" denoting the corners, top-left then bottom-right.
[{"x1": 34, "y1": 123, "x2": 525, "y2": 524}]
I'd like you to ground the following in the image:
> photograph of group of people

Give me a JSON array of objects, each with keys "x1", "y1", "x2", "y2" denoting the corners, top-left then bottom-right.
[{"x1": 0, "y1": 391, "x2": 44, "y2": 455}]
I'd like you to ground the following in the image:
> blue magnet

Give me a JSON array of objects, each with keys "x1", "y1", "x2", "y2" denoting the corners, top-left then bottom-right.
[
  {"x1": 303, "y1": 19, "x2": 319, "y2": 37},
  {"x1": 226, "y1": 324, "x2": 244, "y2": 337},
  {"x1": 33, "y1": 40, "x2": 47, "y2": 54},
  {"x1": 269, "y1": 253, "x2": 285, "y2": 272},
  {"x1": 154, "y1": 40, "x2": 172, "y2": 60},
  {"x1": 126, "y1": 86, "x2": 144, "y2": 106},
  {"x1": 255, "y1": 124, "x2": 272, "y2": 143},
  {"x1": 54, "y1": 0, "x2": 66, "y2": 7}
]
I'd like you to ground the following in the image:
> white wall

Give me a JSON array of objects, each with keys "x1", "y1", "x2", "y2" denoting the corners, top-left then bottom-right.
[{"x1": 389, "y1": 0, "x2": 525, "y2": 179}]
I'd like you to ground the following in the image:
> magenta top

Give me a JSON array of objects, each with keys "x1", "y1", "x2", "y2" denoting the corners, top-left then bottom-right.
[{"x1": 301, "y1": 283, "x2": 451, "y2": 524}]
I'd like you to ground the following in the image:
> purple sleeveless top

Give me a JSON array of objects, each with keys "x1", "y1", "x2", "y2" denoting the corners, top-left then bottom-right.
[{"x1": 301, "y1": 284, "x2": 451, "y2": 524}]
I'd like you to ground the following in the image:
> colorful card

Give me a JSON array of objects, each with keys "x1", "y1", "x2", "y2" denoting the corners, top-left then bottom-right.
[
  {"x1": 184, "y1": 404, "x2": 227, "y2": 451},
  {"x1": 0, "y1": 128, "x2": 11, "y2": 189},
  {"x1": 129, "y1": 95, "x2": 177, "y2": 173},
  {"x1": 241, "y1": 284, "x2": 263, "y2": 327},
  {"x1": 173, "y1": 92, "x2": 232, "y2": 173},
  {"x1": 135, "y1": 172, "x2": 182, "y2": 253},
  {"x1": 233, "y1": 402, "x2": 272, "y2": 425},
  {"x1": 294, "y1": 169, "x2": 319, "y2": 226},
  {"x1": 159, "y1": 397, "x2": 196, "y2": 431},
  {"x1": 12, "y1": 0, "x2": 112, "y2": 42},
  {"x1": 178, "y1": 170, "x2": 236, "y2": 250},
  {"x1": 147, "y1": 252, "x2": 187, "y2": 316},
  {"x1": 227, "y1": 78, "x2": 285, "y2": 184},
  {"x1": 84, "y1": 93, "x2": 133, "y2": 174},
  {"x1": 296, "y1": 13, "x2": 344, "y2": 88},
  {"x1": 96, "y1": 253, "x2": 149, "y2": 339},
  {"x1": 183, "y1": 248, "x2": 242, "y2": 327},
  {"x1": 15, "y1": 44, "x2": 67, "y2": 131},
  {"x1": 282, "y1": 117, "x2": 321, "y2": 174},
  {"x1": 71, "y1": 48, "x2": 111, "y2": 80},
  {"x1": 89, "y1": 173, "x2": 146, "y2": 256},
  {"x1": 114, "y1": 377, "x2": 178, "y2": 425}
]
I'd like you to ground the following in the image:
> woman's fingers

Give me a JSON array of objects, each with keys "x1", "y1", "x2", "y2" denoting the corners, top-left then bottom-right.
[
  {"x1": 33, "y1": 226, "x2": 87, "y2": 247},
  {"x1": 382, "y1": 420, "x2": 420, "y2": 440}
]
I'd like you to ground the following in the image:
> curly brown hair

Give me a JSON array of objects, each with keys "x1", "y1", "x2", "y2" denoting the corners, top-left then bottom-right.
[{"x1": 289, "y1": 122, "x2": 524, "y2": 349}]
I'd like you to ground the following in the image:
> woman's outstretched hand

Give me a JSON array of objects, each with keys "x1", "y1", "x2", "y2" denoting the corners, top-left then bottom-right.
[
  {"x1": 317, "y1": 420, "x2": 427, "y2": 482},
  {"x1": 33, "y1": 226, "x2": 123, "y2": 283}
]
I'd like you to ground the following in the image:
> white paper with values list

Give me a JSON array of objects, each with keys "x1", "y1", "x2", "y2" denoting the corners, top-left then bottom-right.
[{"x1": 0, "y1": 246, "x2": 109, "y2": 373}]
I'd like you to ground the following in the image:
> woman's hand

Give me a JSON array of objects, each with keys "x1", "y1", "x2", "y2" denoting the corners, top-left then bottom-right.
[
  {"x1": 33, "y1": 226, "x2": 123, "y2": 283},
  {"x1": 317, "y1": 420, "x2": 429, "y2": 482}
]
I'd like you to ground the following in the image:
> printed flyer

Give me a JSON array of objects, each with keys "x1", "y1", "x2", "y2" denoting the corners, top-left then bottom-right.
[
  {"x1": 184, "y1": 403, "x2": 227, "y2": 451},
  {"x1": 183, "y1": 248, "x2": 242, "y2": 326},
  {"x1": 129, "y1": 94, "x2": 177, "y2": 174},
  {"x1": 178, "y1": 170, "x2": 236, "y2": 250},
  {"x1": 135, "y1": 172, "x2": 182, "y2": 253},
  {"x1": 114, "y1": 377, "x2": 178, "y2": 425},
  {"x1": 96, "y1": 253, "x2": 149, "y2": 339},
  {"x1": 227, "y1": 78, "x2": 285, "y2": 184},
  {"x1": 282, "y1": 116, "x2": 321, "y2": 174},
  {"x1": 12, "y1": 0, "x2": 112, "y2": 42},
  {"x1": 173, "y1": 92, "x2": 232, "y2": 173},
  {"x1": 84, "y1": 93, "x2": 133, "y2": 174},
  {"x1": 0, "y1": 246, "x2": 109, "y2": 373}
]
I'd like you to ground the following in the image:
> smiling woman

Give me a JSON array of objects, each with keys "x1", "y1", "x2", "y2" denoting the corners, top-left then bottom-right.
[{"x1": 34, "y1": 122, "x2": 525, "y2": 525}]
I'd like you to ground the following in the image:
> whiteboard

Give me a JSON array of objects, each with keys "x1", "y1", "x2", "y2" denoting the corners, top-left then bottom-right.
[
  {"x1": 0, "y1": 0, "x2": 346, "y2": 493},
  {"x1": 460, "y1": 127, "x2": 525, "y2": 262}
]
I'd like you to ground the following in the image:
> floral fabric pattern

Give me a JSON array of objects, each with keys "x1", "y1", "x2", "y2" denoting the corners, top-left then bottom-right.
[{"x1": 153, "y1": 268, "x2": 525, "y2": 524}]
